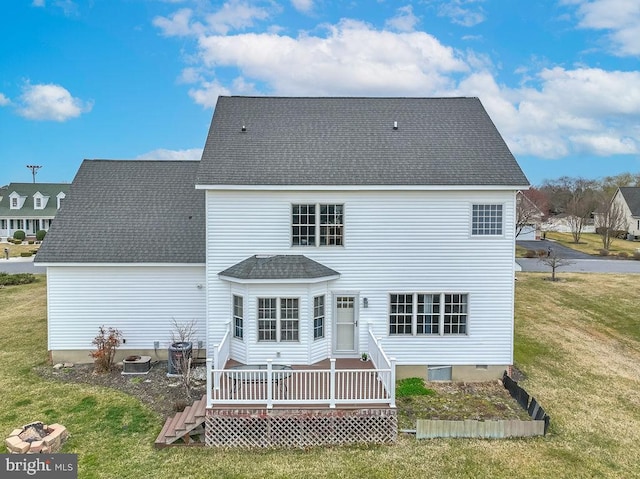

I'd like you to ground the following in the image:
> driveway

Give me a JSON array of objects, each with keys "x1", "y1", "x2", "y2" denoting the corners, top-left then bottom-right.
[
  {"x1": 0, "y1": 256, "x2": 46, "y2": 274},
  {"x1": 517, "y1": 239, "x2": 593, "y2": 260}
]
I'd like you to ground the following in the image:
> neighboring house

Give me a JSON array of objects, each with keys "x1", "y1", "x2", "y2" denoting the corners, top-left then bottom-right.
[
  {"x1": 542, "y1": 214, "x2": 596, "y2": 234},
  {"x1": 0, "y1": 182, "x2": 69, "y2": 240},
  {"x1": 37, "y1": 97, "x2": 528, "y2": 430},
  {"x1": 611, "y1": 187, "x2": 640, "y2": 239}
]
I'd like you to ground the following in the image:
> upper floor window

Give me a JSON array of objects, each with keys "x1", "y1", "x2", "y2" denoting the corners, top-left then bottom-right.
[
  {"x1": 472, "y1": 204, "x2": 503, "y2": 236},
  {"x1": 389, "y1": 293, "x2": 467, "y2": 336},
  {"x1": 292, "y1": 204, "x2": 343, "y2": 246},
  {"x1": 35, "y1": 198, "x2": 42, "y2": 208},
  {"x1": 11, "y1": 198, "x2": 18, "y2": 208}
]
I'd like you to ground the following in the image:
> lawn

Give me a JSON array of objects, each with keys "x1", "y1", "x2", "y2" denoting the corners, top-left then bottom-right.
[
  {"x1": 2, "y1": 274, "x2": 640, "y2": 478},
  {"x1": 545, "y1": 231, "x2": 640, "y2": 257},
  {"x1": 0, "y1": 241, "x2": 40, "y2": 258}
]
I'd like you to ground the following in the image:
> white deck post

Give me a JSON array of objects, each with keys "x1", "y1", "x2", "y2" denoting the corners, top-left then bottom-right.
[
  {"x1": 389, "y1": 357, "x2": 397, "y2": 408},
  {"x1": 206, "y1": 358, "x2": 213, "y2": 408},
  {"x1": 329, "y1": 358, "x2": 336, "y2": 409},
  {"x1": 266, "y1": 359, "x2": 273, "y2": 409}
]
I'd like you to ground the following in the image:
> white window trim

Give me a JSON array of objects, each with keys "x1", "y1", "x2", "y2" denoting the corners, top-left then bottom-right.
[
  {"x1": 313, "y1": 295, "x2": 325, "y2": 340},
  {"x1": 388, "y1": 292, "x2": 469, "y2": 337},
  {"x1": 470, "y1": 203, "x2": 505, "y2": 237},
  {"x1": 232, "y1": 295, "x2": 244, "y2": 340},
  {"x1": 257, "y1": 296, "x2": 301, "y2": 343},
  {"x1": 291, "y1": 203, "x2": 344, "y2": 247}
]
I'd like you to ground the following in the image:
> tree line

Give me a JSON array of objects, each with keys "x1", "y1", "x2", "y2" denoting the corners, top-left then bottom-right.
[{"x1": 518, "y1": 172, "x2": 638, "y2": 249}]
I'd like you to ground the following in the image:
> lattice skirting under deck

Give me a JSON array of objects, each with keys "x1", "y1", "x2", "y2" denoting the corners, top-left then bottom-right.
[{"x1": 205, "y1": 408, "x2": 397, "y2": 448}]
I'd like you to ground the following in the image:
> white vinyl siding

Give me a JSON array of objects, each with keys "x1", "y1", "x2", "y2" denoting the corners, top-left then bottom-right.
[
  {"x1": 206, "y1": 189, "x2": 517, "y2": 366},
  {"x1": 46, "y1": 266, "x2": 206, "y2": 352}
]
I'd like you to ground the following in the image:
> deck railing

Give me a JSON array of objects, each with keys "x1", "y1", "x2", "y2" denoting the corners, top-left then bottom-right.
[
  {"x1": 368, "y1": 325, "x2": 396, "y2": 408},
  {"x1": 205, "y1": 358, "x2": 395, "y2": 409},
  {"x1": 207, "y1": 323, "x2": 231, "y2": 408}
]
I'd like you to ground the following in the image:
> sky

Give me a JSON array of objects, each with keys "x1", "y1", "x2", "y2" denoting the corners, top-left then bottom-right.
[{"x1": 1, "y1": 0, "x2": 639, "y2": 187}]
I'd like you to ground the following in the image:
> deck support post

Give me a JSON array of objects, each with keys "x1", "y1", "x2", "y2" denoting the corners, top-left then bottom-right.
[
  {"x1": 329, "y1": 358, "x2": 336, "y2": 408},
  {"x1": 266, "y1": 359, "x2": 273, "y2": 409},
  {"x1": 206, "y1": 358, "x2": 213, "y2": 408},
  {"x1": 389, "y1": 357, "x2": 397, "y2": 408}
]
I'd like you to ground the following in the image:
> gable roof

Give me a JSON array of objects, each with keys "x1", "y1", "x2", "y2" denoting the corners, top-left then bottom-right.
[
  {"x1": 0, "y1": 182, "x2": 70, "y2": 217},
  {"x1": 219, "y1": 255, "x2": 340, "y2": 281},
  {"x1": 197, "y1": 96, "x2": 529, "y2": 188},
  {"x1": 618, "y1": 187, "x2": 640, "y2": 216},
  {"x1": 35, "y1": 160, "x2": 205, "y2": 264}
]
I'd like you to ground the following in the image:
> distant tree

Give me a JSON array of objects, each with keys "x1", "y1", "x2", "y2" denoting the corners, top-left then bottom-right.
[
  {"x1": 562, "y1": 178, "x2": 599, "y2": 244},
  {"x1": 601, "y1": 172, "x2": 639, "y2": 198},
  {"x1": 516, "y1": 191, "x2": 544, "y2": 238},
  {"x1": 595, "y1": 193, "x2": 628, "y2": 250}
]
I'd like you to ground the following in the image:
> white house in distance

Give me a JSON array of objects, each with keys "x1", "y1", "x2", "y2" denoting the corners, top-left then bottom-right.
[
  {"x1": 0, "y1": 183, "x2": 69, "y2": 240},
  {"x1": 37, "y1": 97, "x2": 529, "y2": 438},
  {"x1": 611, "y1": 187, "x2": 640, "y2": 239}
]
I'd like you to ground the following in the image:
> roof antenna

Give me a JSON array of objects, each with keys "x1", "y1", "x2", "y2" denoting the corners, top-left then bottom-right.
[
  {"x1": 393, "y1": 121, "x2": 398, "y2": 130},
  {"x1": 26, "y1": 164, "x2": 42, "y2": 183}
]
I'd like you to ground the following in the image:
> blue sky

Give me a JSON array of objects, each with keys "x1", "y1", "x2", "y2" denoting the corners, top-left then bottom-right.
[{"x1": 1, "y1": 0, "x2": 639, "y2": 187}]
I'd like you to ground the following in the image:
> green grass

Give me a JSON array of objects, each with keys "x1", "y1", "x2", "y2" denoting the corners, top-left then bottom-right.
[
  {"x1": 396, "y1": 377, "x2": 435, "y2": 397},
  {"x1": 0, "y1": 241, "x2": 40, "y2": 258},
  {"x1": 2, "y1": 274, "x2": 640, "y2": 478},
  {"x1": 545, "y1": 231, "x2": 640, "y2": 256}
]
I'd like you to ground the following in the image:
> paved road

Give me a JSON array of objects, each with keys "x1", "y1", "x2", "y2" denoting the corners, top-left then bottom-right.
[
  {"x1": 517, "y1": 258, "x2": 640, "y2": 273},
  {"x1": 0, "y1": 256, "x2": 46, "y2": 274}
]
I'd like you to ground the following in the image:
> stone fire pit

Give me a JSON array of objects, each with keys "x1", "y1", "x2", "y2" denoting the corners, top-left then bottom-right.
[{"x1": 5, "y1": 422, "x2": 68, "y2": 454}]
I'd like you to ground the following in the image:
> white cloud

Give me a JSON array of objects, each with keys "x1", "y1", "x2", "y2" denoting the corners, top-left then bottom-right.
[
  {"x1": 570, "y1": 0, "x2": 640, "y2": 56},
  {"x1": 0, "y1": 93, "x2": 10, "y2": 106},
  {"x1": 194, "y1": 19, "x2": 468, "y2": 96},
  {"x1": 153, "y1": 8, "x2": 199, "y2": 37},
  {"x1": 385, "y1": 5, "x2": 419, "y2": 32},
  {"x1": 135, "y1": 148, "x2": 203, "y2": 161},
  {"x1": 291, "y1": 0, "x2": 313, "y2": 13},
  {"x1": 32, "y1": 0, "x2": 45, "y2": 6},
  {"x1": 17, "y1": 83, "x2": 93, "y2": 122},
  {"x1": 438, "y1": 0, "x2": 486, "y2": 27},
  {"x1": 204, "y1": 0, "x2": 272, "y2": 35},
  {"x1": 188, "y1": 80, "x2": 232, "y2": 108}
]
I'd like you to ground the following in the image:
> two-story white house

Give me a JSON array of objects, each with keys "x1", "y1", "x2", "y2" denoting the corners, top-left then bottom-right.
[
  {"x1": 37, "y1": 96, "x2": 528, "y2": 447},
  {"x1": 0, "y1": 183, "x2": 69, "y2": 240}
]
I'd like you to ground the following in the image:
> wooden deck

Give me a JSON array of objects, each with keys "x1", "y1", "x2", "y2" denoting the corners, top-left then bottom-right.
[{"x1": 208, "y1": 358, "x2": 393, "y2": 409}]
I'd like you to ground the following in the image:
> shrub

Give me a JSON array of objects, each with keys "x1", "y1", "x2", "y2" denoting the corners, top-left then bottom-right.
[
  {"x1": 36, "y1": 229, "x2": 47, "y2": 241},
  {"x1": 12, "y1": 239, "x2": 22, "y2": 245},
  {"x1": 0, "y1": 273, "x2": 36, "y2": 286},
  {"x1": 27, "y1": 240, "x2": 34, "y2": 245},
  {"x1": 524, "y1": 249, "x2": 536, "y2": 258},
  {"x1": 536, "y1": 249, "x2": 547, "y2": 258},
  {"x1": 90, "y1": 326, "x2": 123, "y2": 373},
  {"x1": 634, "y1": 251, "x2": 640, "y2": 261},
  {"x1": 599, "y1": 249, "x2": 609, "y2": 256},
  {"x1": 396, "y1": 377, "x2": 435, "y2": 398},
  {"x1": 618, "y1": 252, "x2": 629, "y2": 259},
  {"x1": 20, "y1": 252, "x2": 33, "y2": 257},
  {"x1": 13, "y1": 230, "x2": 26, "y2": 241}
]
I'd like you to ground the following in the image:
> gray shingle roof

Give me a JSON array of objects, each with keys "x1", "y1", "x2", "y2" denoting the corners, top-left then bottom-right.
[
  {"x1": 35, "y1": 160, "x2": 204, "y2": 264},
  {"x1": 219, "y1": 255, "x2": 340, "y2": 280},
  {"x1": 0, "y1": 183, "x2": 70, "y2": 218},
  {"x1": 618, "y1": 187, "x2": 640, "y2": 216},
  {"x1": 197, "y1": 96, "x2": 529, "y2": 187}
]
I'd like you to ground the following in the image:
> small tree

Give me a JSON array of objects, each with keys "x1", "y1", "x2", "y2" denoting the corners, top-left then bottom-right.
[
  {"x1": 13, "y1": 230, "x2": 26, "y2": 241},
  {"x1": 90, "y1": 326, "x2": 123, "y2": 373},
  {"x1": 516, "y1": 191, "x2": 544, "y2": 238},
  {"x1": 170, "y1": 319, "x2": 198, "y2": 400},
  {"x1": 36, "y1": 229, "x2": 47, "y2": 241},
  {"x1": 539, "y1": 250, "x2": 572, "y2": 282}
]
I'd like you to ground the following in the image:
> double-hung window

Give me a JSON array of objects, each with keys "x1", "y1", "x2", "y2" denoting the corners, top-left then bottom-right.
[
  {"x1": 472, "y1": 204, "x2": 503, "y2": 236},
  {"x1": 258, "y1": 297, "x2": 299, "y2": 342},
  {"x1": 389, "y1": 293, "x2": 467, "y2": 336},
  {"x1": 313, "y1": 295, "x2": 325, "y2": 340},
  {"x1": 292, "y1": 204, "x2": 343, "y2": 246},
  {"x1": 233, "y1": 295, "x2": 244, "y2": 339}
]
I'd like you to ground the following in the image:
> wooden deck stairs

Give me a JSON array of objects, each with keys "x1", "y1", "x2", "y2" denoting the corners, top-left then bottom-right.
[{"x1": 154, "y1": 395, "x2": 207, "y2": 448}]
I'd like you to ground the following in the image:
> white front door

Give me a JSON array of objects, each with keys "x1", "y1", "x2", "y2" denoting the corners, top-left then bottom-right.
[{"x1": 334, "y1": 295, "x2": 357, "y2": 354}]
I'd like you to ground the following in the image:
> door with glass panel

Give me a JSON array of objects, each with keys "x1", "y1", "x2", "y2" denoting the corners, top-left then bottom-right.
[{"x1": 334, "y1": 296, "x2": 357, "y2": 353}]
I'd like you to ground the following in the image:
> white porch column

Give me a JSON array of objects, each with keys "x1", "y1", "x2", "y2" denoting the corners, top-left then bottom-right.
[
  {"x1": 266, "y1": 359, "x2": 273, "y2": 409},
  {"x1": 389, "y1": 357, "x2": 397, "y2": 408},
  {"x1": 206, "y1": 358, "x2": 213, "y2": 408},
  {"x1": 329, "y1": 358, "x2": 336, "y2": 409}
]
